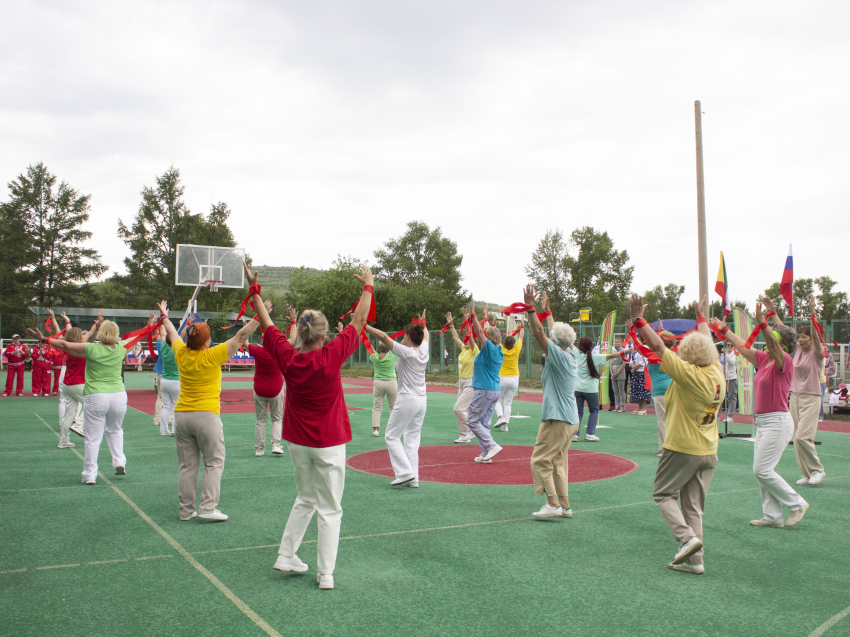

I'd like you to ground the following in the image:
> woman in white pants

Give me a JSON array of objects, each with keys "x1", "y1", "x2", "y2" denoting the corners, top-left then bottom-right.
[
  {"x1": 156, "y1": 323, "x2": 183, "y2": 437},
  {"x1": 493, "y1": 323, "x2": 524, "y2": 432},
  {"x1": 50, "y1": 319, "x2": 129, "y2": 484},
  {"x1": 368, "y1": 340, "x2": 398, "y2": 438},
  {"x1": 367, "y1": 311, "x2": 429, "y2": 487},
  {"x1": 447, "y1": 309, "x2": 479, "y2": 443},
  {"x1": 50, "y1": 326, "x2": 87, "y2": 448},
  {"x1": 711, "y1": 303, "x2": 808, "y2": 527},
  {"x1": 249, "y1": 264, "x2": 373, "y2": 591}
]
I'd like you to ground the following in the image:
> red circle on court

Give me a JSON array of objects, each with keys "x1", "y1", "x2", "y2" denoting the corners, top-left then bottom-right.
[{"x1": 346, "y1": 445, "x2": 638, "y2": 486}]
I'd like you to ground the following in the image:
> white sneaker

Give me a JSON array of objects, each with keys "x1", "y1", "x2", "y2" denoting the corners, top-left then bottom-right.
[
  {"x1": 57, "y1": 441, "x2": 75, "y2": 448},
  {"x1": 255, "y1": 446, "x2": 265, "y2": 457},
  {"x1": 532, "y1": 503, "x2": 563, "y2": 519},
  {"x1": 180, "y1": 511, "x2": 198, "y2": 521},
  {"x1": 461, "y1": 433, "x2": 477, "y2": 443},
  {"x1": 584, "y1": 434, "x2": 600, "y2": 442},
  {"x1": 372, "y1": 429, "x2": 380, "y2": 437},
  {"x1": 81, "y1": 478, "x2": 96, "y2": 485},
  {"x1": 786, "y1": 502, "x2": 810, "y2": 527},
  {"x1": 561, "y1": 508, "x2": 573, "y2": 518},
  {"x1": 750, "y1": 517, "x2": 784, "y2": 528},
  {"x1": 274, "y1": 554, "x2": 308, "y2": 573},
  {"x1": 390, "y1": 474, "x2": 415, "y2": 485},
  {"x1": 672, "y1": 537, "x2": 703, "y2": 564},
  {"x1": 271, "y1": 445, "x2": 284, "y2": 455},
  {"x1": 406, "y1": 480, "x2": 419, "y2": 488},
  {"x1": 501, "y1": 425, "x2": 509, "y2": 432},
  {"x1": 317, "y1": 574, "x2": 334, "y2": 589},
  {"x1": 796, "y1": 476, "x2": 810, "y2": 486},
  {"x1": 656, "y1": 452, "x2": 663, "y2": 457},
  {"x1": 572, "y1": 434, "x2": 580, "y2": 442},
  {"x1": 197, "y1": 509, "x2": 228, "y2": 522},
  {"x1": 668, "y1": 562, "x2": 705, "y2": 575},
  {"x1": 454, "y1": 436, "x2": 467, "y2": 443},
  {"x1": 474, "y1": 455, "x2": 492, "y2": 464},
  {"x1": 70, "y1": 425, "x2": 85, "y2": 438},
  {"x1": 808, "y1": 471, "x2": 825, "y2": 485},
  {"x1": 483, "y1": 444, "x2": 503, "y2": 461},
  {"x1": 493, "y1": 418, "x2": 506, "y2": 429}
]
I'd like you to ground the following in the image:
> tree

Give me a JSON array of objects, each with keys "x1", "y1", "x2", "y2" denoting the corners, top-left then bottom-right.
[
  {"x1": 524, "y1": 229, "x2": 572, "y2": 321},
  {"x1": 763, "y1": 278, "x2": 815, "y2": 320},
  {"x1": 117, "y1": 167, "x2": 243, "y2": 310},
  {"x1": 814, "y1": 276, "x2": 850, "y2": 323},
  {"x1": 0, "y1": 163, "x2": 107, "y2": 308},
  {"x1": 642, "y1": 284, "x2": 685, "y2": 321}
]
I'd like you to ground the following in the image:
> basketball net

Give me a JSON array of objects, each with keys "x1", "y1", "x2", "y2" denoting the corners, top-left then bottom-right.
[{"x1": 205, "y1": 280, "x2": 223, "y2": 293}]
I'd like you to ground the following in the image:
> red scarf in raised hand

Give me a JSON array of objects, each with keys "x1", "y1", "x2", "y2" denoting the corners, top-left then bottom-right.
[
  {"x1": 44, "y1": 317, "x2": 53, "y2": 334},
  {"x1": 340, "y1": 287, "x2": 377, "y2": 323},
  {"x1": 508, "y1": 325, "x2": 524, "y2": 337},
  {"x1": 360, "y1": 328, "x2": 374, "y2": 355},
  {"x1": 122, "y1": 320, "x2": 163, "y2": 358},
  {"x1": 225, "y1": 284, "x2": 262, "y2": 329},
  {"x1": 502, "y1": 302, "x2": 534, "y2": 315},
  {"x1": 810, "y1": 314, "x2": 838, "y2": 357},
  {"x1": 536, "y1": 309, "x2": 552, "y2": 323}
]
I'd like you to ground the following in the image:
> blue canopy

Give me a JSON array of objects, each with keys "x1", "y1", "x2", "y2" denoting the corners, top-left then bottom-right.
[{"x1": 649, "y1": 318, "x2": 697, "y2": 336}]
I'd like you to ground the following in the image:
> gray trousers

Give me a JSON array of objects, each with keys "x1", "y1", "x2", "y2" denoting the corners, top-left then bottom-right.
[
  {"x1": 724, "y1": 380, "x2": 738, "y2": 414},
  {"x1": 174, "y1": 411, "x2": 226, "y2": 517},
  {"x1": 466, "y1": 388, "x2": 500, "y2": 454},
  {"x1": 653, "y1": 448, "x2": 718, "y2": 566},
  {"x1": 612, "y1": 377, "x2": 626, "y2": 408},
  {"x1": 255, "y1": 389, "x2": 283, "y2": 448}
]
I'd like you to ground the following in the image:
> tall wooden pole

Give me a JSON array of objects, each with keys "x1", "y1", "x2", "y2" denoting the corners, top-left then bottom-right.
[{"x1": 694, "y1": 100, "x2": 709, "y2": 306}]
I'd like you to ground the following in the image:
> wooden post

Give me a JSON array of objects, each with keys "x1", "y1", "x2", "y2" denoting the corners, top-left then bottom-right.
[{"x1": 695, "y1": 101, "x2": 709, "y2": 305}]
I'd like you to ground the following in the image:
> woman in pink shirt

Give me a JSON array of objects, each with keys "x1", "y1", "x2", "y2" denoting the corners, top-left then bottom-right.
[
  {"x1": 246, "y1": 262, "x2": 373, "y2": 591},
  {"x1": 765, "y1": 295, "x2": 825, "y2": 486},
  {"x1": 712, "y1": 301, "x2": 808, "y2": 528}
]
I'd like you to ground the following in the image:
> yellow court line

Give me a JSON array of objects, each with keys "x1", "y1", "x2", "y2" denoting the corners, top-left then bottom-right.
[
  {"x1": 34, "y1": 413, "x2": 282, "y2": 637},
  {"x1": 134, "y1": 555, "x2": 173, "y2": 561},
  {"x1": 0, "y1": 569, "x2": 27, "y2": 574},
  {"x1": 88, "y1": 559, "x2": 128, "y2": 565}
]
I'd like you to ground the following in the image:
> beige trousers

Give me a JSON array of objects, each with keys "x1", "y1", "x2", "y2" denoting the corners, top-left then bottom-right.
[
  {"x1": 372, "y1": 379, "x2": 398, "y2": 429},
  {"x1": 653, "y1": 448, "x2": 718, "y2": 566},
  {"x1": 653, "y1": 396, "x2": 666, "y2": 454},
  {"x1": 453, "y1": 378, "x2": 474, "y2": 435},
  {"x1": 531, "y1": 420, "x2": 580, "y2": 504},
  {"x1": 174, "y1": 411, "x2": 226, "y2": 517},
  {"x1": 153, "y1": 375, "x2": 163, "y2": 427},
  {"x1": 790, "y1": 392, "x2": 824, "y2": 477},
  {"x1": 254, "y1": 389, "x2": 283, "y2": 448}
]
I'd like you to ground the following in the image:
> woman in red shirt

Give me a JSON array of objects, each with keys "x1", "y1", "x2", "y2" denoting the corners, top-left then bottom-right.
[{"x1": 246, "y1": 262, "x2": 373, "y2": 591}]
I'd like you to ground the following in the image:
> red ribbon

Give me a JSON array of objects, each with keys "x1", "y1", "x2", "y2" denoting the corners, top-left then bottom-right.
[
  {"x1": 811, "y1": 314, "x2": 838, "y2": 357},
  {"x1": 501, "y1": 303, "x2": 534, "y2": 314},
  {"x1": 122, "y1": 320, "x2": 163, "y2": 357},
  {"x1": 507, "y1": 325, "x2": 523, "y2": 337},
  {"x1": 340, "y1": 287, "x2": 377, "y2": 323},
  {"x1": 536, "y1": 309, "x2": 552, "y2": 323},
  {"x1": 225, "y1": 284, "x2": 262, "y2": 329},
  {"x1": 389, "y1": 328, "x2": 406, "y2": 339},
  {"x1": 285, "y1": 321, "x2": 295, "y2": 337},
  {"x1": 440, "y1": 322, "x2": 452, "y2": 336},
  {"x1": 360, "y1": 328, "x2": 374, "y2": 355},
  {"x1": 45, "y1": 317, "x2": 53, "y2": 334}
]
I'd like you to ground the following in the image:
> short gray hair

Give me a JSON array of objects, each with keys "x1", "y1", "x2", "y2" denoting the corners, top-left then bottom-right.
[{"x1": 550, "y1": 322, "x2": 576, "y2": 349}]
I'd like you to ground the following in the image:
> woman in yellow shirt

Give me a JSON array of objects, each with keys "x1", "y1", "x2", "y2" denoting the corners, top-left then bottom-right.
[
  {"x1": 158, "y1": 301, "x2": 261, "y2": 523},
  {"x1": 447, "y1": 309, "x2": 479, "y2": 443},
  {"x1": 493, "y1": 321, "x2": 524, "y2": 433}
]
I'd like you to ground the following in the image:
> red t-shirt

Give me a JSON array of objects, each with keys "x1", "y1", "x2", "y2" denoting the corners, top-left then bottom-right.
[
  {"x1": 63, "y1": 354, "x2": 87, "y2": 386},
  {"x1": 248, "y1": 344, "x2": 284, "y2": 398},
  {"x1": 263, "y1": 324, "x2": 358, "y2": 448},
  {"x1": 753, "y1": 349, "x2": 794, "y2": 415},
  {"x1": 52, "y1": 350, "x2": 67, "y2": 367}
]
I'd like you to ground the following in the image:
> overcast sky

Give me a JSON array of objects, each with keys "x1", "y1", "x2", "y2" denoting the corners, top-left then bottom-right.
[{"x1": 2, "y1": 0, "x2": 848, "y2": 308}]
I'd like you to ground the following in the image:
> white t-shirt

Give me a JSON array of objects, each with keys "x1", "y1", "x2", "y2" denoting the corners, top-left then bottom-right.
[
  {"x1": 630, "y1": 352, "x2": 646, "y2": 372},
  {"x1": 392, "y1": 341, "x2": 430, "y2": 396},
  {"x1": 721, "y1": 352, "x2": 737, "y2": 380}
]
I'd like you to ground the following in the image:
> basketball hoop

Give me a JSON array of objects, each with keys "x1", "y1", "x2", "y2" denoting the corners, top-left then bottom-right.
[{"x1": 205, "y1": 280, "x2": 224, "y2": 293}]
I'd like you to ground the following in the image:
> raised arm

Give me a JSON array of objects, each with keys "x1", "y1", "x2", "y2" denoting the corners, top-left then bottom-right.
[
  {"x1": 157, "y1": 301, "x2": 181, "y2": 346},
  {"x1": 807, "y1": 294, "x2": 822, "y2": 358},
  {"x1": 287, "y1": 306, "x2": 298, "y2": 345},
  {"x1": 243, "y1": 263, "x2": 274, "y2": 331},
  {"x1": 48, "y1": 309, "x2": 61, "y2": 335},
  {"x1": 762, "y1": 296, "x2": 784, "y2": 327},
  {"x1": 418, "y1": 309, "x2": 429, "y2": 342},
  {"x1": 49, "y1": 338, "x2": 87, "y2": 357},
  {"x1": 84, "y1": 310, "x2": 103, "y2": 343},
  {"x1": 350, "y1": 265, "x2": 375, "y2": 334},
  {"x1": 447, "y1": 311, "x2": 464, "y2": 350},
  {"x1": 365, "y1": 324, "x2": 395, "y2": 353},
  {"x1": 695, "y1": 295, "x2": 711, "y2": 339},
  {"x1": 524, "y1": 285, "x2": 548, "y2": 354},
  {"x1": 541, "y1": 291, "x2": 555, "y2": 332},
  {"x1": 470, "y1": 298, "x2": 488, "y2": 349},
  {"x1": 709, "y1": 315, "x2": 758, "y2": 367},
  {"x1": 225, "y1": 318, "x2": 261, "y2": 358},
  {"x1": 630, "y1": 294, "x2": 667, "y2": 358}
]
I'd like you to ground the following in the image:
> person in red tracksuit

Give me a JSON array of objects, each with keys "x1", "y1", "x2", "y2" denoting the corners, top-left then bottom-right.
[
  {"x1": 4, "y1": 334, "x2": 28, "y2": 396},
  {"x1": 30, "y1": 339, "x2": 53, "y2": 397},
  {"x1": 52, "y1": 349, "x2": 66, "y2": 395}
]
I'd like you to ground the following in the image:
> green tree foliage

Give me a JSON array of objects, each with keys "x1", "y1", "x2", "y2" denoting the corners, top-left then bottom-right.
[
  {"x1": 526, "y1": 227, "x2": 633, "y2": 321},
  {"x1": 641, "y1": 284, "x2": 686, "y2": 321},
  {"x1": 117, "y1": 167, "x2": 246, "y2": 311},
  {"x1": 763, "y1": 278, "x2": 815, "y2": 320},
  {"x1": 0, "y1": 163, "x2": 107, "y2": 310},
  {"x1": 814, "y1": 276, "x2": 850, "y2": 323}
]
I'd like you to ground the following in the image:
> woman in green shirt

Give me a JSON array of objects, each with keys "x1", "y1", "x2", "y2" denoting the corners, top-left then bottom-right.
[
  {"x1": 370, "y1": 341, "x2": 398, "y2": 437},
  {"x1": 157, "y1": 321, "x2": 186, "y2": 437},
  {"x1": 50, "y1": 319, "x2": 130, "y2": 485}
]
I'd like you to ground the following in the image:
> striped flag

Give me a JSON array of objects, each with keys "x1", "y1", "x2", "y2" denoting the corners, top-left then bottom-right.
[
  {"x1": 715, "y1": 251, "x2": 731, "y2": 317},
  {"x1": 780, "y1": 244, "x2": 794, "y2": 316}
]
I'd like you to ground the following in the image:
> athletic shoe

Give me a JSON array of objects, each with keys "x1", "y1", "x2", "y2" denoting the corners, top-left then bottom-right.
[
  {"x1": 532, "y1": 503, "x2": 563, "y2": 519},
  {"x1": 461, "y1": 433, "x2": 477, "y2": 442},
  {"x1": 808, "y1": 471, "x2": 825, "y2": 485},
  {"x1": 52, "y1": 392, "x2": 58, "y2": 396},
  {"x1": 672, "y1": 537, "x2": 703, "y2": 564},
  {"x1": 32, "y1": 393, "x2": 38, "y2": 397},
  {"x1": 561, "y1": 508, "x2": 573, "y2": 518},
  {"x1": 197, "y1": 509, "x2": 228, "y2": 521},
  {"x1": 255, "y1": 446, "x2": 265, "y2": 457},
  {"x1": 70, "y1": 425, "x2": 85, "y2": 438},
  {"x1": 572, "y1": 434, "x2": 580, "y2": 442},
  {"x1": 796, "y1": 476, "x2": 810, "y2": 486},
  {"x1": 82, "y1": 478, "x2": 96, "y2": 485},
  {"x1": 656, "y1": 452, "x2": 663, "y2": 458},
  {"x1": 160, "y1": 432, "x2": 174, "y2": 437},
  {"x1": 406, "y1": 480, "x2": 419, "y2": 488},
  {"x1": 786, "y1": 502, "x2": 810, "y2": 527},
  {"x1": 474, "y1": 455, "x2": 492, "y2": 464},
  {"x1": 501, "y1": 425, "x2": 509, "y2": 432},
  {"x1": 493, "y1": 418, "x2": 506, "y2": 429},
  {"x1": 608, "y1": 407, "x2": 615, "y2": 411},
  {"x1": 16, "y1": 393, "x2": 23, "y2": 397},
  {"x1": 57, "y1": 441, "x2": 75, "y2": 448},
  {"x1": 180, "y1": 511, "x2": 198, "y2": 521},
  {"x1": 454, "y1": 436, "x2": 467, "y2": 443},
  {"x1": 584, "y1": 434, "x2": 600, "y2": 442},
  {"x1": 373, "y1": 429, "x2": 380, "y2": 437},
  {"x1": 271, "y1": 445, "x2": 284, "y2": 455},
  {"x1": 483, "y1": 444, "x2": 503, "y2": 461},
  {"x1": 317, "y1": 574, "x2": 334, "y2": 589},
  {"x1": 390, "y1": 474, "x2": 415, "y2": 486},
  {"x1": 2, "y1": 393, "x2": 8, "y2": 397},
  {"x1": 667, "y1": 562, "x2": 705, "y2": 575},
  {"x1": 750, "y1": 518, "x2": 784, "y2": 528},
  {"x1": 274, "y1": 555, "x2": 308, "y2": 573},
  {"x1": 115, "y1": 466, "x2": 125, "y2": 476}
]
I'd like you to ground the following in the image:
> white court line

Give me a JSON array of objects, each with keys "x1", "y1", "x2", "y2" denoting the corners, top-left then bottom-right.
[
  {"x1": 34, "y1": 413, "x2": 282, "y2": 637},
  {"x1": 808, "y1": 605, "x2": 850, "y2": 637},
  {"x1": 35, "y1": 563, "x2": 79, "y2": 570}
]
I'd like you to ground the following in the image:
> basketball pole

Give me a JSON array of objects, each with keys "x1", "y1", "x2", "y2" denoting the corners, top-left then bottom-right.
[{"x1": 695, "y1": 101, "x2": 709, "y2": 308}]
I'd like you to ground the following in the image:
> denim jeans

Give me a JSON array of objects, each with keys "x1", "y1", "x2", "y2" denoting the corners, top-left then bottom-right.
[{"x1": 575, "y1": 391, "x2": 600, "y2": 436}]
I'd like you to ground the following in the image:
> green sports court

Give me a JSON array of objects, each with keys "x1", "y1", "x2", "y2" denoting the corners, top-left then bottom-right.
[{"x1": 2, "y1": 371, "x2": 849, "y2": 637}]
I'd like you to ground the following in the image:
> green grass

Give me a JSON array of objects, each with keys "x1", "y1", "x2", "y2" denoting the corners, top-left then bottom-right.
[{"x1": 2, "y1": 382, "x2": 849, "y2": 637}]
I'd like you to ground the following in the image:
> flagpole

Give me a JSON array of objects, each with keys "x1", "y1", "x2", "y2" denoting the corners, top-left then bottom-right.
[{"x1": 695, "y1": 101, "x2": 709, "y2": 308}]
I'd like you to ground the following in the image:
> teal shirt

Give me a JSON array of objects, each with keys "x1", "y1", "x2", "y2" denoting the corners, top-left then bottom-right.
[
  {"x1": 160, "y1": 343, "x2": 180, "y2": 381},
  {"x1": 83, "y1": 340, "x2": 129, "y2": 395},
  {"x1": 541, "y1": 341, "x2": 579, "y2": 423},
  {"x1": 575, "y1": 351, "x2": 607, "y2": 393},
  {"x1": 647, "y1": 363, "x2": 672, "y2": 398},
  {"x1": 370, "y1": 352, "x2": 398, "y2": 381}
]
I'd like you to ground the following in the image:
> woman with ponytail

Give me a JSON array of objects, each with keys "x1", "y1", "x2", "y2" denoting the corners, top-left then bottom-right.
[{"x1": 574, "y1": 336, "x2": 623, "y2": 442}]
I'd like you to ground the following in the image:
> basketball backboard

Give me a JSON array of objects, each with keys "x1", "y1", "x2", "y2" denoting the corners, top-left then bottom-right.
[{"x1": 175, "y1": 244, "x2": 245, "y2": 289}]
